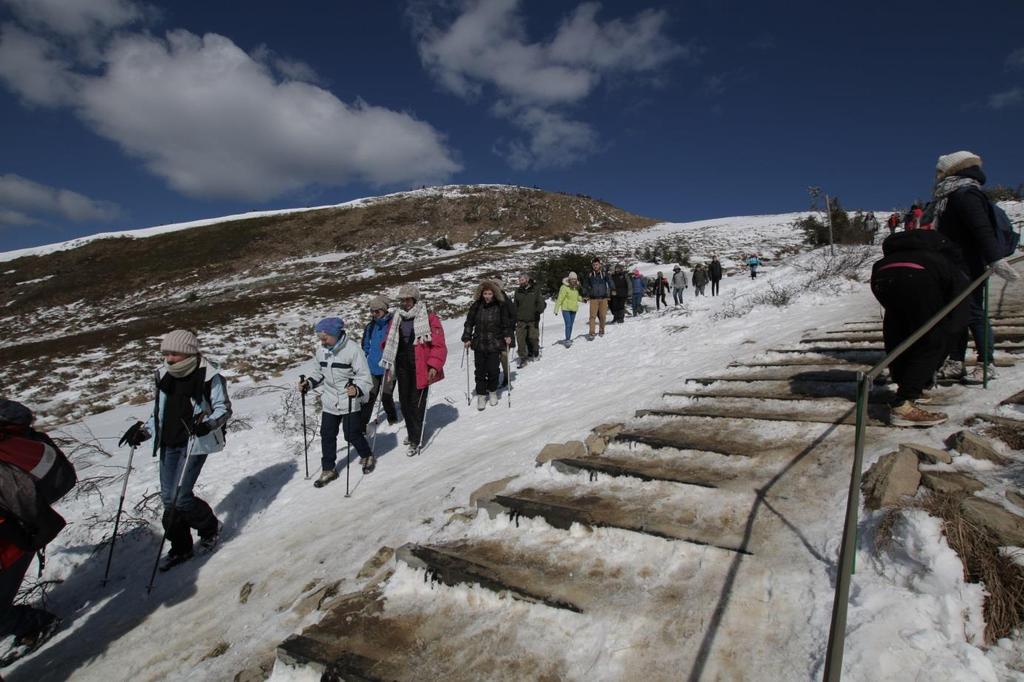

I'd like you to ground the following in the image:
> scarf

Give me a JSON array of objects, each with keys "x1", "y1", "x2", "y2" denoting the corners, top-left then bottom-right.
[
  {"x1": 166, "y1": 355, "x2": 199, "y2": 378},
  {"x1": 930, "y1": 175, "x2": 980, "y2": 232},
  {"x1": 380, "y1": 301, "x2": 431, "y2": 371}
]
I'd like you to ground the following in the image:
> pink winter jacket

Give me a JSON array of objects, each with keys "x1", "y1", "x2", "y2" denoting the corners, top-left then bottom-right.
[{"x1": 383, "y1": 312, "x2": 448, "y2": 389}]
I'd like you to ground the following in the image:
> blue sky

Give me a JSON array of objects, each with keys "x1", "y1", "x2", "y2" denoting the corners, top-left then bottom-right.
[{"x1": 1, "y1": 0, "x2": 1022, "y2": 252}]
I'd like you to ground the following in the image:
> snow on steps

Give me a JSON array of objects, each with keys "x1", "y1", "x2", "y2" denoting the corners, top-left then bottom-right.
[{"x1": 274, "y1": 309, "x2": 1024, "y2": 681}]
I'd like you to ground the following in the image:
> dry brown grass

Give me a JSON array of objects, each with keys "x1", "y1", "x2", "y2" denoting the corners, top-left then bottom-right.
[{"x1": 877, "y1": 492, "x2": 1024, "y2": 643}]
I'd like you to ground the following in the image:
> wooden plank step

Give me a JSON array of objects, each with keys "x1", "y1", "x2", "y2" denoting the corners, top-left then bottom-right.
[
  {"x1": 397, "y1": 542, "x2": 584, "y2": 613},
  {"x1": 640, "y1": 402, "x2": 888, "y2": 427},
  {"x1": 685, "y1": 366, "x2": 883, "y2": 384},
  {"x1": 729, "y1": 355, "x2": 1014, "y2": 369},
  {"x1": 550, "y1": 456, "x2": 719, "y2": 488},
  {"x1": 827, "y1": 321, "x2": 1024, "y2": 333},
  {"x1": 278, "y1": 581, "x2": 576, "y2": 681},
  {"x1": 664, "y1": 380, "x2": 895, "y2": 403},
  {"x1": 487, "y1": 482, "x2": 757, "y2": 553},
  {"x1": 803, "y1": 332, "x2": 1024, "y2": 344},
  {"x1": 792, "y1": 341, "x2": 1024, "y2": 352},
  {"x1": 975, "y1": 413, "x2": 1024, "y2": 429},
  {"x1": 614, "y1": 414, "x2": 870, "y2": 458}
]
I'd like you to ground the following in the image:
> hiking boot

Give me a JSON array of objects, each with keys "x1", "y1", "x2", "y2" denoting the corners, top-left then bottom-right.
[
  {"x1": 407, "y1": 445, "x2": 420, "y2": 457},
  {"x1": 362, "y1": 455, "x2": 376, "y2": 474},
  {"x1": 198, "y1": 522, "x2": 222, "y2": 553},
  {"x1": 516, "y1": 357, "x2": 527, "y2": 369},
  {"x1": 488, "y1": 391, "x2": 499, "y2": 406},
  {"x1": 159, "y1": 549, "x2": 194, "y2": 572},
  {"x1": 962, "y1": 364, "x2": 997, "y2": 385},
  {"x1": 935, "y1": 359, "x2": 964, "y2": 383},
  {"x1": 313, "y1": 469, "x2": 339, "y2": 488},
  {"x1": 477, "y1": 395, "x2": 487, "y2": 411},
  {"x1": 914, "y1": 393, "x2": 932, "y2": 405},
  {"x1": 386, "y1": 415, "x2": 399, "y2": 426},
  {"x1": 0, "y1": 609, "x2": 61, "y2": 666},
  {"x1": 890, "y1": 401, "x2": 948, "y2": 427}
]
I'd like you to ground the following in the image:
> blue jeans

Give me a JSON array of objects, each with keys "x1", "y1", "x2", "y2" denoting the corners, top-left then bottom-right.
[
  {"x1": 562, "y1": 310, "x2": 576, "y2": 341},
  {"x1": 321, "y1": 411, "x2": 371, "y2": 470},
  {"x1": 632, "y1": 293, "x2": 643, "y2": 316},
  {"x1": 159, "y1": 444, "x2": 208, "y2": 511}
]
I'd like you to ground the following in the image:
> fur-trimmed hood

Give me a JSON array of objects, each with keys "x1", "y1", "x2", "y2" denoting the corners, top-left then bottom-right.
[{"x1": 473, "y1": 279, "x2": 506, "y2": 303}]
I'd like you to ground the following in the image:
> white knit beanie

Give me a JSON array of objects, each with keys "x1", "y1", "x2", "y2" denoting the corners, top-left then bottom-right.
[
  {"x1": 397, "y1": 284, "x2": 420, "y2": 300},
  {"x1": 936, "y1": 150, "x2": 982, "y2": 179},
  {"x1": 160, "y1": 329, "x2": 199, "y2": 355}
]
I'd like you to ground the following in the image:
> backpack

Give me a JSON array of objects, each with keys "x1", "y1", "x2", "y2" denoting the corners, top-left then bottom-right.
[
  {"x1": 0, "y1": 431, "x2": 77, "y2": 505},
  {"x1": 988, "y1": 201, "x2": 1021, "y2": 259}
]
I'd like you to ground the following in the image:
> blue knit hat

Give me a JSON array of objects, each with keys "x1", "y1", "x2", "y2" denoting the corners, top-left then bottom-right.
[
  {"x1": 314, "y1": 317, "x2": 345, "y2": 338},
  {"x1": 0, "y1": 399, "x2": 33, "y2": 425}
]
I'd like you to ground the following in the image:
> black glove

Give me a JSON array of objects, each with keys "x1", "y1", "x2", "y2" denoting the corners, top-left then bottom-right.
[
  {"x1": 193, "y1": 420, "x2": 212, "y2": 437},
  {"x1": 119, "y1": 421, "x2": 148, "y2": 448}
]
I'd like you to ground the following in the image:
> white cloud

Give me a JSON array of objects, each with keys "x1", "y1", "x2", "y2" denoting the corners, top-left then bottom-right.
[
  {"x1": 498, "y1": 108, "x2": 598, "y2": 170},
  {"x1": 2, "y1": 0, "x2": 145, "y2": 37},
  {"x1": 0, "y1": 23, "x2": 80, "y2": 106},
  {"x1": 988, "y1": 87, "x2": 1023, "y2": 110},
  {"x1": 410, "y1": 0, "x2": 684, "y2": 169},
  {"x1": 0, "y1": 11, "x2": 460, "y2": 200},
  {"x1": 0, "y1": 174, "x2": 123, "y2": 222},
  {"x1": 1007, "y1": 48, "x2": 1024, "y2": 70}
]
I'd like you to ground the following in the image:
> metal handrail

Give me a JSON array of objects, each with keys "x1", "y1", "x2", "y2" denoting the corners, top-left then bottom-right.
[{"x1": 823, "y1": 252, "x2": 1024, "y2": 681}]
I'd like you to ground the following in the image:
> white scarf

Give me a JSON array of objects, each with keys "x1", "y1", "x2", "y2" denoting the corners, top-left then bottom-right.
[
  {"x1": 166, "y1": 355, "x2": 199, "y2": 378},
  {"x1": 380, "y1": 301, "x2": 431, "y2": 371},
  {"x1": 930, "y1": 175, "x2": 980, "y2": 231}
]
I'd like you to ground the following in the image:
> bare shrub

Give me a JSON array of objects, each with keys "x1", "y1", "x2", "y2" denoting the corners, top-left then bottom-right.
[
  {"x1": 751, "y1": 281, "x2": 799, "y2": 307},
  {"x1": 713, "y1": 293, "x2": 754, "y2": 321},
  {"x1": 795, "y1": 246, "x2": 876, "y2": 284}
]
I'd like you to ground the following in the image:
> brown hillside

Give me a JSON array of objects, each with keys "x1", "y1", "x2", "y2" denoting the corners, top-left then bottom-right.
[{"x1": 0, "y1": 185, "x2": 655, "y2": 313}]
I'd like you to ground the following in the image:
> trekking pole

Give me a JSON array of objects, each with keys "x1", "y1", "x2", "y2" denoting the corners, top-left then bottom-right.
[
  {"x1": 539, "y1": 318, "x2": 544, "y2": 357},
  {"x1": 465, "y1": 348, "x2": 471, "y2": 406},
  {"x1": 368, "y1": 384, "x2": 384, "y2": 453},
  {"x1": 416, "y1": 386, "x2": 430, "y2": 454},
  {"x1": 101, "y1": 445, "x2": 137, "y2": 587},
  {"x1": 507, "y1": 341, "x2": 513, "y2": 408},
  {"x1": 299, "y1": 375, "x2": 309, "y2": 479},
  {"x1": 147, "y1": 421, "x2": 199, "y2": 594},
  {"x1": 345, "y1": 382, "x2": 353, "y2": 498}
]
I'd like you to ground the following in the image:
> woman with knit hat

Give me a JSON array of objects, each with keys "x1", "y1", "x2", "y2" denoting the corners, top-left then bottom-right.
[
  {"x1": 462, "y1": 280, "x2": 514, "y2": 410},
  {"x1": 299, "y1": 317, "x2": 374, "y2": 486},
  {"x1": 553, "y1": 272, "x2": 582, "y2": 346},
  {"x1": 379, "y1": 285, "x2": 447, "y2": 457},
  {"x1": 930, "y1": 150, "x2": 1021, "y2": 384},
  {"x1": 360, "y1": 295, "x2": 398, "y2": 432},
  {"x1": 119, "y1": 329, "x2": 232, "y2": 571}
]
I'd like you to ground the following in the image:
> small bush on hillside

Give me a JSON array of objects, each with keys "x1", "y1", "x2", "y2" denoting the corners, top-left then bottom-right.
[
  {"x1": 434, "y1": 235, "x2": 454, "y2": 250},
  {"x1": 751, "y1": 281, "x2": 799, "y2": 307},
  {"x1": 531, "y1": 252, "x2": 595, "y2": 299},
  {"x1": 799, "y1": 197, "x2": 864, "y2": 246},
  {"x1": 986, "y1": 184, "x2": 1023, "y2": 202}
]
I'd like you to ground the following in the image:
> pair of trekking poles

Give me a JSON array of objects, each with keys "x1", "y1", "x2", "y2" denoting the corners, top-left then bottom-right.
[
  {"x1": 462, "y1": 341, "x2": 515, "y2": 409},
  {"x1": 101, "y1": 415, "x2": 205, "y2": 593},
  {"x1": 299, "y1": 375, "x2": 356, "y2": 498}
]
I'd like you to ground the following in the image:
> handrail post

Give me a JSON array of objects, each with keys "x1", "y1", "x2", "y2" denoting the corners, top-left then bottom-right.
[
  {"x1": 823, "y1": 372, "x2": 869, "y2": 681},
  {"x1": 983, "y1": 279, "x2": 990, "y2": 389}
]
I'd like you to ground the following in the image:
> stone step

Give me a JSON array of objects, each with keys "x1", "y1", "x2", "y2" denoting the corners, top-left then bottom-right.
[
  {"x1": 482, "y1": 479, "x2": 758, "y2": 553},
  {"x1": 396, "y1": 542, "x2": 584, "y2": 613}
]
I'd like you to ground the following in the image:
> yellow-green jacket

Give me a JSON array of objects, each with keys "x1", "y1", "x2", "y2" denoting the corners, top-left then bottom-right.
[{"x1": 555, "y1": 283, "x2": 582, "y2": 313}]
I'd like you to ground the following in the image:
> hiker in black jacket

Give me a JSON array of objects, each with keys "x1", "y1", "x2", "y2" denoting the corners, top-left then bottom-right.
[
  {"x1": 871, "y1": 229, "x2": 969, "y2": 426},
  {"x1": 462, "y1": 280, "x2": 514, "y2": 410},
  {"x1": 709, "y1": 256, "x2": 723, "y2": 296},
  {"x1": 930, "y1": 151, "x2": 1020, "y2": 384},
  {"x1": 610, "y1": 265, "x2": 629, "y2": 323}
]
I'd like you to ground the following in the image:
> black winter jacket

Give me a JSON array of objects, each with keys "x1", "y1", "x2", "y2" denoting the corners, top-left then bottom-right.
[
  {"x1": 937, "y1": 167, "x2": 1002, "y2": 276},
  {"x1": 709, "y1": 260, "x2": 723, "y2": 281},
  {"x1": 462, "y1": 299, "x2": 514, "y2": 353},
  {"x1": 610, "y1": 272, "x2": 630, "y2": 298}
]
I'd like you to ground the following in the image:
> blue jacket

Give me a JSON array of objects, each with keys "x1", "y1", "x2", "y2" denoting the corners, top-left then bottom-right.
[
  {"x1": 145, "y1": 358, "x2": 232, "y2": 456},
  {"x1": 585, "y1": 269, "x2": 613, "y2": 298},
  {"x1": 631, "y1": 275, "x2": 646, "y2": 295},
  {"x1": 362, "y1": 313, "x2": 392, "y2": 376}
]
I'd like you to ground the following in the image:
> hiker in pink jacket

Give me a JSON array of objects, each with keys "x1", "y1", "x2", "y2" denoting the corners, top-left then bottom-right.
[{"x1": 379, "y1": 285, "x2": 447, "y2": 456}]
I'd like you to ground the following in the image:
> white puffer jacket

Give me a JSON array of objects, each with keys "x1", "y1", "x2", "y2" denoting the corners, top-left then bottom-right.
[{"x1": 305, "y1": 334, "x2": 373, "y2": 415}]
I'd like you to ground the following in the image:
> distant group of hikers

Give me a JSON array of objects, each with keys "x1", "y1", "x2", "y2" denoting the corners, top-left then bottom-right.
[{"x1": 871, "y1": 150, "x2": 1021, "y2": 426}]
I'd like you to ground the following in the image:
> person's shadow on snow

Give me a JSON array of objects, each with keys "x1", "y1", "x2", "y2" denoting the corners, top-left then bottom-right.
[
  {"x1": 7, "y1": 460, "x2": 296, "y2": 681},
  {"x1": 421, "y1": 403, "x2": 459, "y2": 449}
]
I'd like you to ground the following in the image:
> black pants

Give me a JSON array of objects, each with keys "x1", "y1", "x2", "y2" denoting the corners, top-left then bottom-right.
[
  {"x1": 360, "y1": 374, "x2": 397, "y2": 430},
  {"x1": 873, "y1": 268, "x2": 954, "y2": 402},
  {"x1": 0, "y1": 551, "x2": 33, "y2": 636},
  {"x1": 610, "y1": 296, "x2": 626, "y2": 322},
  {"x1": 655, "y1": 291, "x2": 667, "y2": 310},
  {"x1": 474, "y1": 349, "x2": 501, "y2": 394},
  {"x1": 711, "y1": 279, "x2": 720, "y2": 296},
  {"x1": 396, "y1": 366, "x2": 428, "y2": 446},
  {"x1": 950, "y1": 286, "x2": 994, "y2": 363}
]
